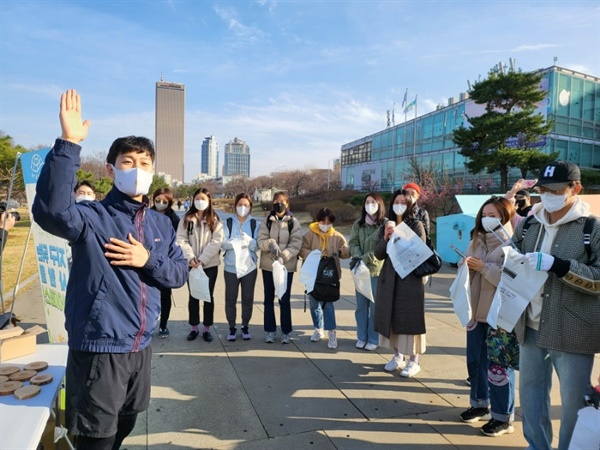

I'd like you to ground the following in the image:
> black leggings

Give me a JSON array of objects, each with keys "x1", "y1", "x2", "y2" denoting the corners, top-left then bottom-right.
[
  {"x1": 76, "y1": 413, "x2": 138, "y2": 450},
  {"x1": 187, "y1": 265, "x2": 218, "y2": 326}
]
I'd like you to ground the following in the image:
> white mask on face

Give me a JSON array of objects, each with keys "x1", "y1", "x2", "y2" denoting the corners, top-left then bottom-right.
[
  {"x1": 481, "y1": 217, "x2": 501, "y2": 232},
  {"x1": 194, "y1": 199, "x2": 209, "y2": 211},
  {"x1": 365, "y1": 203, "x2": 378, "y2": 216},
  {"x1": 540, "y1": 192, "x2": 569, "y2": 213},
  {"x1": 393, "y1": 204, "x2": 407, "y2": 216},
  {"x1": 237, "y1": 206, "x2": 249, "y2": 217},
  {"x1": 75, "y1": 194, "x2": 95, "y2": 203},
  {"x1": 318, "y1": 223, "x2": 332, "y2": 233},
  {"x1": 111, "y1": 165, "x2": 154, "y2": 197},
  {"x1": 154, "y1": 202, "x2": 168, "y2": 211}
]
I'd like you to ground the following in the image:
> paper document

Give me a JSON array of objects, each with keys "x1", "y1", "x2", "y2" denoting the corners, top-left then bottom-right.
[
  {"x1": 386, "y1": 222, "x2": 432, "y2": 279},
  {"x1": 487, "y1": 247, "x2": 548, "y2": 331}
]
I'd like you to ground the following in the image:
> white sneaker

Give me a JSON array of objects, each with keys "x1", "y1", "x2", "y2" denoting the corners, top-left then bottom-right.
[
  {"x1": 384, "y1": 356, "x2": 406, "y2": 372},
  {"x1": 364, "y1": 343, "x2": 378, "y2": 351},
  {"x1": 327, "y1": 331, "x2": 338, "y2": 349},
  {"x1": 265, "y1": 332, "x2": 276, "y2": 343},
  {"x1": 281, "y1": 333, "x2": 291, "y2": 344},
  {"x1": 311, "y1": 328, "x2": 324, "y2": 342},
  {"x1": 356, "y1": 340, "x2": 367, "y2": 349},
  {"x1": 400, "y1": 361, "x2": 421, "y2": 378}
]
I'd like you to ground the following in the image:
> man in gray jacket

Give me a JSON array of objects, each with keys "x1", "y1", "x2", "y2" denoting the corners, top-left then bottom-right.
[{"x1": 514, "y1": 161, "x2": 600, "y2": 450}]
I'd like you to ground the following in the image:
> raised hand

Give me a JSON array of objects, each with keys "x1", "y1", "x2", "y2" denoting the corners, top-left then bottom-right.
[{"x1": 60, "y1": 89, "x2": 91, "y2": 144}]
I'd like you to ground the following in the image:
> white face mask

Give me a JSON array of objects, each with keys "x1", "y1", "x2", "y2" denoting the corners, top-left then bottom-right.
[
  {"x1": 393, "y1": 204, "x2": 407, "y2": 216},
  {"x1": 75, "y1": 194, "x2": 95, "y2": 203},
  {"x1": 154, "y1": 202, "x2": 168, "y2": 211},
  {"x1": 194, "y1": 199, "x2": 209, "y2": 211},
  {"x1": 236, "y1": 206, "x2": 249, "y2": 217},
  {"x1": 111, "y1": 165, "x2": 154, "y2": 197},
  {"x1": 318, "y1": 223, "x2": 332, "y2": 233},
  {"x1": 540, "y1": 192, "x2": 568, "y2": 213},
  {"x1": 481, "y1": 217, "x2": 501, "y2": 232},
  {"x1": 365, "y1": 203, "x2": 378, "y2": 216}
]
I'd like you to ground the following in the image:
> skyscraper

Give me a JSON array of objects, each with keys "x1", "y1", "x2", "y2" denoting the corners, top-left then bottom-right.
[
  {"x1": 201, "y1": 135, "x2": 219, "y2": 179},
  {"x1": 223, "y1": 137, "x2": 250, "y2": 177},
  {"x1": 155, "y1": 80, "x2": 185, "y2": 183}
]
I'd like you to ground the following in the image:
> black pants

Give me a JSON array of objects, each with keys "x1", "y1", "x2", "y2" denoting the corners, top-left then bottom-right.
[
  {"x1": 188, "y1": 265, "x2": 218, "y2": 326},
  {"x1": 159, "y1": 288, "x2": 172, "y2": 329}
]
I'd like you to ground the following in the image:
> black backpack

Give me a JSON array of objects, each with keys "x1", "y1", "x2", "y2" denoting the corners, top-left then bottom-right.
[
  {"x1": 310, "y1": 257, "x2": 340, "y2": 302},
  {"x1": 266, "y1": 215, "x2": 294, "y2": 234},
  {"x1": 226, "y1": 217, "x2": 257, "y2": 238}
]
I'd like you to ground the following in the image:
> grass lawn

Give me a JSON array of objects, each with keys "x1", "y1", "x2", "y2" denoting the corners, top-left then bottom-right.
[{"x1": 1, "y1": 208, "x2": 38, "y2": 308}]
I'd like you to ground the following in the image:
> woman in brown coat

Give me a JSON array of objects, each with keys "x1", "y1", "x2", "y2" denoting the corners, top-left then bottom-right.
[{"x1": 374, "y1": 189, "x2": 426, "y2": 378}]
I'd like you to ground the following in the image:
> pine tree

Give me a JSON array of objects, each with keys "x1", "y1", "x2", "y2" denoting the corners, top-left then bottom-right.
[{"x1": 453, "y1": 66, "x2": 556, "y2": 191}]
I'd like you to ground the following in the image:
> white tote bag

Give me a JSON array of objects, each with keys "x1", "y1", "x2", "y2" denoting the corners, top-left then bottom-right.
[
  {"x1": 449, "y1": 263, "x2": 472, "y2": 327},
  {"x1": 189, "y1": 266, "x2": 211, "y2": 303},
  {"x1": 272, "y1": 260, "x2": 288, "y2": 299},
  {"x1": 352, "y1": 260, "x2": 374, "y2": 302},
  {"x1": 299, "y1": 249, "x2": 322, "y2": 294}
]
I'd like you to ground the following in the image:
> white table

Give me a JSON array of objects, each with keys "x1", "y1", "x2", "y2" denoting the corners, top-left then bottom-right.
[{"x1": 0, "y1": 344, "x2": 68, "y2": 450}]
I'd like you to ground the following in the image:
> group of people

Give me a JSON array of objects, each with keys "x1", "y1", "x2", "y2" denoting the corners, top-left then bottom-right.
[
  {"x1": 460, "y1": 161, "x2": 600, "y2": 448},
  {"x1": 27, "y1": 89, "x2": 599, "y2": 450}
]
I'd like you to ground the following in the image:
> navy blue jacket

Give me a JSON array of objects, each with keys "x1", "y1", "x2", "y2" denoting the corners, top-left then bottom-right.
[{"x1": 32, "y1": 139, "x2": 188, "y2": 353}]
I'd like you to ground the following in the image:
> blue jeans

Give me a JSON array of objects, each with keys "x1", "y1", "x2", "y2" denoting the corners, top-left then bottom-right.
[
  {"x1": 355, "y1": 276, "x2": 378, "y2": 345},
  {"x1": 520, "y1": 327, "x2": 594, "y2": 450},
  {"x1": 309, "y1": 294, "x2": 336, "y2": 331},
  {"x1": 466, "y1": 321, "x2": 515, "y2": 422},
  {"x1": 262, "y1": 270, "x2": 294, "y2": 334}
]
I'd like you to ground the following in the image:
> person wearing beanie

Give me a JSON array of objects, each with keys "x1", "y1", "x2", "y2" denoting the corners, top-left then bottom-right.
[
  {"x1": 514, "y1": 190, "x2": 532, "y2": 217},
  {"x1": 403, "y1": 182, "x2": 430, "y2": 236}
]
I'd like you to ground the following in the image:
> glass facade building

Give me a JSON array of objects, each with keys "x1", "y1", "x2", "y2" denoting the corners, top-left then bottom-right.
[
  {"x1": 201, "y1": 135, "x2": 219, "y2": 179},
  {"x1": 223, "y1": 137, "x2": 251, "y2": 177},
  {"x1": 155, "y1": 81, "x2": 185, "y2": 183},
  {"x1": 340, "y1": 66, "x2": 600, "y2": 191}
]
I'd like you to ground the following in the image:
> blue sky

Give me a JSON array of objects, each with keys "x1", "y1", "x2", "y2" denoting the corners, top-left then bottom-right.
[{"x1": 1, "y1": 1, "x2": 598, "y2": 182}]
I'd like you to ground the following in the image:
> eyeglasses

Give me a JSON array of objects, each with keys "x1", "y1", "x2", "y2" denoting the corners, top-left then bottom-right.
[{"x1": 154, "y1": 200, "x2": 168, "y2": 205}]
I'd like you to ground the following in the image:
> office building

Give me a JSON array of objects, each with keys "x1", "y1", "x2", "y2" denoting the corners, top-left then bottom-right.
[
  {"x1": 223, "y1": 137, "x2": 250, "y2": 177},
  {"x1": 201, "y1": 135, "x2": 219, "y2": 179},
  {"x1": 155, "y1": 80, "x2": 185, "y2": 183},
  {"x1": 340, "y1": 65, "x2": 600, "y2": 191}
]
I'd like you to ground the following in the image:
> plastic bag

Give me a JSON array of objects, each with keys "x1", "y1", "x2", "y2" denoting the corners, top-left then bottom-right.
[
  {"x1": 231, "y1": 237, "x2": 256, "y2": 279},
  {"x1": 272, "y1": 260, "x2": 288, "y2": 299},
  {"x1": 299, "y1": 249, "x2": 322, "y2": 293},
  {"x1": 189, "y1": 266, "x2": 211, "y2": 303},
  {"x1": 569, "y1": 406, "x2": 600, "y2": 450},
  {"x1": 449, "y1": 263, "x2": 472, "y2": 326},
  {"x1": 352, "y1": 260, "x2": 373, "y2": 302}
]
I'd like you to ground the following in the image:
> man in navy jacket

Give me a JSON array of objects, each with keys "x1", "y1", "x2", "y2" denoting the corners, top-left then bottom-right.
[{"x1": 33, "y1": 89, "x2": 188, "y2": 450}]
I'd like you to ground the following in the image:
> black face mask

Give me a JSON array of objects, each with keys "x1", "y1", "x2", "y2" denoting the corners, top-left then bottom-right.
[
  {"x1": 516, "y1": 199, "x2": 526, "y2": 208},
  {"x1": 273, "y1": 202, "x2": 286, "y2": 213}
]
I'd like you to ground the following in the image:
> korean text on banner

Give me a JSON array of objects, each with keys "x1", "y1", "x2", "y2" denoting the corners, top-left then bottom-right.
[
  {"x1": 386, "y1": 222, "x2": 432, "y2": 279},
  {"x1": 21, "y1": 149, "x2": 69, "y2": 344},
  {"x1": 487, "y1": 246, "x2": 548, "y2": 331}
]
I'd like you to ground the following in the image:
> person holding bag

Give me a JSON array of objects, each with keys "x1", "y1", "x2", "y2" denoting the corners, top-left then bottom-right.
[
  {"x1": 177, "y1": 187, "x2": 224, "y2": 343},
  {"x1": 151, "y1": 187, "x2": 180, "y2": 339},
  {"x1": 257, "y1": 191, "x2": 302, "y2": 344},
  {"x1": 460, "y1": 196, "x2": 519, "y2": 437},
  {"x1": 349, "y1": 193, "x2": 386, "y2": 351},
  {"x1": 374, "y1": 189, "x2": 426, "y2": 378},
  {"x1": 221, "y1": 193, "x2": 259, "y2": 341},
  {"x1": 300, "y1": 207, "x2": 350, "y2": 349}
]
